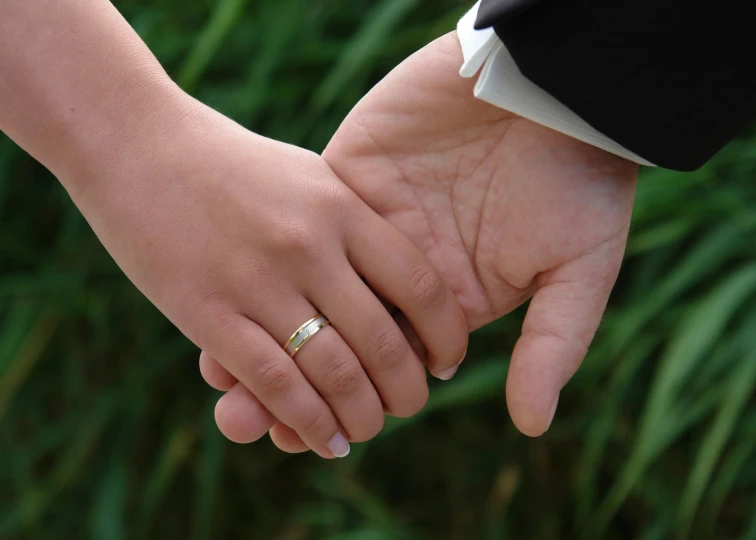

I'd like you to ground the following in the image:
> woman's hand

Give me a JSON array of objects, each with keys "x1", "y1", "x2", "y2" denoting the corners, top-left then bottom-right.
[
  {"x1": 67, "y1": 91, "x2": 467, "y2": 458},
  {"x1": 1, "y1": 0, "x2": 467, "y2": 457}
]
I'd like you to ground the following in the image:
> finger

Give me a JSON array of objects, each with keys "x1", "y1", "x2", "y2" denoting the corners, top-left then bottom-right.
[
  {"x1": 395, "y1": 312, "x2": 427, "y2": 365},
  {"x1": 249, "y1": 295, "x2": 385, "y2": 444},
  {"x1": 506, "y1": 245, "x2": 623, "y2": 436},
  {"x1": 308, "y1": 268, "x2": 429, "y2": 418},
  {"x1": 269, "y1": 422, "x2": 310, "y2": 454},
  {"x1": 214, "y1": 382, "x2": 275, "y2": 443},
  {"x1": 374, "y1": 292, "x2": 428, "y2": 363},
  {"x1": 347, "y1": 216, "x2": 468, "y2": 379},
  {"x1": 202, "y1": 312, "x2": 350, "y2": 459},
  {"x1": 199, "y1": 351, "x2": 238, "y2": 391}
]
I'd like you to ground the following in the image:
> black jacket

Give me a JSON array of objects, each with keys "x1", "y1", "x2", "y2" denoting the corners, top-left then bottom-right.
[{"x1": 476, "y1": 0, "x2": 755, "y2": 171}]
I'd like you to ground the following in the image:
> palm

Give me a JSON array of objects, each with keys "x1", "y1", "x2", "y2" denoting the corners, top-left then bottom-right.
[{"x1": 324, "y1": 32, "x2": 637, "y2": 434}]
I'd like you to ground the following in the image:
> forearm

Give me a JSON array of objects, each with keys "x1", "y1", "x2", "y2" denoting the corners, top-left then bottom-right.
[{"x1": 0, "y1": 0, "x2": 185, "y2": 195}]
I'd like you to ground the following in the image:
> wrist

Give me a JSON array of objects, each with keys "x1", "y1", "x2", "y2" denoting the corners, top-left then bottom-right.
[
  {"x1": 0, "y1": 0, "x2": 194, "y2": 193},
  {"x1": 64, "y1": 88, "x2": 256, "y2": 228},
  {"x1": 55, "y1": 75, "x2": 195, "y2": 198}
]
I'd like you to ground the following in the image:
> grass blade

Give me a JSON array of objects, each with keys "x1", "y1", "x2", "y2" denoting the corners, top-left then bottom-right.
[
  {"x1": 308, "y1": 0, "x2": 421, "y2": 115},
  {"x1": 90, "y1": 460, "x2": 127, "y2": 540},
  {"x1": 177, "y1": 0, "x2": 250, "y2": 92},
  {"x1": 191, "y1": 400, "x2": 225, "y2": 540},
  {"x1": 0, "y1": 308, "x2": 59, "y2": 421},
  {"x1": 677, "y1": 336, "x2": 756, "y2": 534},
  {"x1": 595, "y1": 262, "x2": 756, "y2": 533}
]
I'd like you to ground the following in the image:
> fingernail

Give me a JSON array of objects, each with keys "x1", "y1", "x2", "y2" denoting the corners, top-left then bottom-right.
[
  {"x1": 327, "y1": 432, "x2": 350, "y2": 458},
  {"x1": 546, "y1": 392, "x2": 560, "y2": 430},
  {"x1": 435, "y1": 360, "x2": 462, "y2": 381}
]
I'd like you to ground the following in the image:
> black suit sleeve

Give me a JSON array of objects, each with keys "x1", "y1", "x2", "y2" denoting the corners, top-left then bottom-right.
[{"x1": 474, "y1": 0, "x2": 755, "y2": 171}]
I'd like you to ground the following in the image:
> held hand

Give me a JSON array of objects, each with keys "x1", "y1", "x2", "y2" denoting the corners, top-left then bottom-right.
[
  {"x1": 200, "y1": 31, "x2": 636, "y2": 447},
  {"x1": 70, "y1": 90, "x2": 467, "y2": 457},
  {"x1": 324, "y1": 32, "x2": 638, "y2": 436}
]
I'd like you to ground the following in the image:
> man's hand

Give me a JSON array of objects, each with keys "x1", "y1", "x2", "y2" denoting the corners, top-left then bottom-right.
[
  {"x1": 203, "y1": 31, "x2": 637, "y2": 445},
  {"x1": 323, "y1": 32, "x2": 638, "y2": 436}
]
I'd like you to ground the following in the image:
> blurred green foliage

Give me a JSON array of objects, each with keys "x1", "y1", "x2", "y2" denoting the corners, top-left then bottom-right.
[{"x1": 1, "y1": 1, "x2": 756, "y2": 538}]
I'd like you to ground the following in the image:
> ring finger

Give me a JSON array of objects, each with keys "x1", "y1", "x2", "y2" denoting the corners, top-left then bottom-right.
[{"x1": 249, "y1": 295, "x2": 385, "y2": 444}]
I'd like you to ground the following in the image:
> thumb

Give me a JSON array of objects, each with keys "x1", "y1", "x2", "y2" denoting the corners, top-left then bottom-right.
[{"x1": 506, "y1": 238, "x2": 626, "y2": 436}]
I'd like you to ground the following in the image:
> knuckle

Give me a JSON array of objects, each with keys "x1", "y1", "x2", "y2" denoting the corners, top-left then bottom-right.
[
  {"x1": 270, "y1": 222, "x2": 318, "y2": 258},
  {"x1": 192, "y1": 285, "x2": 226, "y2": 316},
  {"x1": 407, "y1": 265, "x2": 446, "y2": 309},
  {"x1": 301, "y1": 409, "x2": 330, "y2": 437},
  {"x1": 256, "y1": 361, "x2": 295, "y2": 394},
  {"x1": 371, "y1": 327, "x2": 408, "y2": 373},
  {"x1": 264, "y1": 213, "x2": 335, "y2": 264},
  {"x1": 322, "y1": 357, "x2": 363, "y2": 397},
  {"x1": 192, "y1": 299, "x2": 235, "y2": 352}
]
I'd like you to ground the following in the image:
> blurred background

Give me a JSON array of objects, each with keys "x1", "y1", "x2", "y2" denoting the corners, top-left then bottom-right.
[{"x1": 2, "y1": 0, "x2": 756, "y2": 538}]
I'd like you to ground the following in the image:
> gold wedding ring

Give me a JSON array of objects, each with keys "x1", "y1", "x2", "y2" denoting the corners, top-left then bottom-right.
[{"x1": 283, "y1": 314, "x2": 330, "y2": 358}]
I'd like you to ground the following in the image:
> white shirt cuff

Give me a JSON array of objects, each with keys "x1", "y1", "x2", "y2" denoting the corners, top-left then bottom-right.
[{"x1": 457, "y1": 1, "x2": 655, "y2": 167}]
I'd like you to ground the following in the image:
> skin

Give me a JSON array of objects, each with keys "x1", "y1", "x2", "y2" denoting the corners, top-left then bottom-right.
[
  {"x1": 0, "y1": 1, "x2": 469, "y2": 459},
  {"x1": 204, "y1": 31, "x2": 638, "y2": 450}
]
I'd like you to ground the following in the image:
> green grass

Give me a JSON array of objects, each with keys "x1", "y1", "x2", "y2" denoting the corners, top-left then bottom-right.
[{"x1": 2, "y1": 1, "x2": 756, "y2": 538}]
